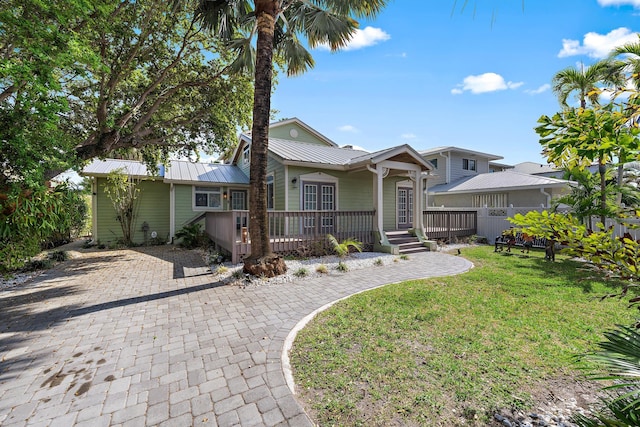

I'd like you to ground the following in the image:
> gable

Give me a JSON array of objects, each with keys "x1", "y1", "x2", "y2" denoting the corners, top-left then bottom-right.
[{"x1": 268, "y1": 118, "x2": 337, "y2": 147}]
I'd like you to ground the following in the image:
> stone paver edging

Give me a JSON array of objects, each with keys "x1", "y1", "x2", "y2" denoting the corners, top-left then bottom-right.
[{"x1": 0, "y1": 246, "x2": 472, "y2": 426}]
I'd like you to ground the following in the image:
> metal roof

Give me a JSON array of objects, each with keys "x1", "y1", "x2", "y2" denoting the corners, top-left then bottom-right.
[
  {"x1": 419, "y1": 146, "x2": 503, "y2": 161},
  {"x1": 268, "y1": 138, "x2": 369, "y2": 165},
  {"x1": 164, "y1": 160, "x2": 249, "y2": 185},
  {"x1": 82, "y1": 159, "x2": 159, "y2": 178},
  {"x1": 511, "y1": 162, "x2": 561, "y2": 175},
  {"x1": 428, "y1": 170, "x2": 570, "y2": 194}
]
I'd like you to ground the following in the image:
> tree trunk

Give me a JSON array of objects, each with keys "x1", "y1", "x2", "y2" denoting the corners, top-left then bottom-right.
[
  {"x1": 598, "y1": 158, "x2": 607, "y2": 227},
  {"x1": 242, "y1": 0, "x2": 286, "y2": 278}
]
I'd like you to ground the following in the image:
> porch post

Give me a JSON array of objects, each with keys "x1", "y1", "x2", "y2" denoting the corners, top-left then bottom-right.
[
  {"x1": 367, "y1": 164, "x2": 385, "y2": 234},
  {"x1": 169, "y1": 183, "x2": 175, "y2": 243}
]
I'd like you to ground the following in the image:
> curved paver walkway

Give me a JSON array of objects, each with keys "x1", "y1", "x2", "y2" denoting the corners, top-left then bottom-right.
[{"x1": 0, "y1": 245, "x2": 472, "y2": 427}]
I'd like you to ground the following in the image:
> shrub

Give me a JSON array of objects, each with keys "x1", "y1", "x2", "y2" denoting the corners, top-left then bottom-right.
[
  {"x1": 48, "y1": 251, "x2": 68, "y2": 262},
  {"x1": 327, "y1": 234, "x2": 362, "y2": 258},
  {"x1": 336, "y1": 261, "x2": 348, "y2": 272},
  {"x1": 215, "y1": 265, "x2": 229, "y2": 275},
  {"x1": 374, "y1": 258, "x2": 383, "y2": 266},
  {"x1": 175, "y1": 223, "x2": 207, "y2": 249},
  {"x1": 400, "y1": 254, "x2": 409, "y2": 260},
  {"x1": 294, "y1": 267, "x2": 309, "y2": 278},
  {"x1": 316, "y1": 264, "x2": 328, "y2": 274}
]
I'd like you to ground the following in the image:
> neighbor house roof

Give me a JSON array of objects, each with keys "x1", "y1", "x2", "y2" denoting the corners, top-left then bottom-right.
[
  {"x1": 82, "y1": 159, "x2": 161, "y2": 178},
  {"x1": 428, "y1": 170, "x2": 570, "y2": 194},
  {"x1": 511, "y1": 162, "x2": 561, "y2": 175},
  {"x1": 164, "y1": 160, "x2": 249, "y2": 185},
  {"x1": 419, "y1": 146, "x2": 503, "y2": 161}
]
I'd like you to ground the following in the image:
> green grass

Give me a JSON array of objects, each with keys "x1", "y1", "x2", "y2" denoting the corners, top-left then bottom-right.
[{"x1": 290, "y1": 246, "x2": 635, "y2": 426}]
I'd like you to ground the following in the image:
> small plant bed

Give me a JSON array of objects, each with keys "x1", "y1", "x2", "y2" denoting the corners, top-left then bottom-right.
[
  {"x1": 209, "y1": 251, "x2": 398, "y2": 287},
  {"x1": 290, "y1": 245, "x2": 634, "y2": 426}
]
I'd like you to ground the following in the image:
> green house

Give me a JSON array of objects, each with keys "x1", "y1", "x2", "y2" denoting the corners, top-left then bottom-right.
[{"x1": 83, "y1": 118, "x2": 434, "y2": 261}]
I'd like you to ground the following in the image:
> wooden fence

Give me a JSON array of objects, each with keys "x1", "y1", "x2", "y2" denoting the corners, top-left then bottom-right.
[{"x1": 206, "y1": 210, "x2": 375, "y2": 263}]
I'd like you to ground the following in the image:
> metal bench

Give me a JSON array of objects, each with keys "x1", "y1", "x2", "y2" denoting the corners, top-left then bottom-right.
[{"x1": 494, "y1": 232, "x2": 547, "y2": 253}]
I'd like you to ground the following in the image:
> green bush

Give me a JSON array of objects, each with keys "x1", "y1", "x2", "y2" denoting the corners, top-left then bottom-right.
[
  {"x1": 175, "y1": 223, "x2": 208, "y2": 249},
  {"x1": 0, "y1": 183, "x2": 86, "y2": 273}
]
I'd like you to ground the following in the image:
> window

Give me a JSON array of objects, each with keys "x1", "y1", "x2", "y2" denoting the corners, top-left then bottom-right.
[
  {"x1": 266, "y1": 174, "x2": 274, "y2": 209},
  {"x1": 242, "y1": 145, "x2": 250, "y2": 165},
  {"x1": 430, "y1": 158, "x2": 438, "y2": 168},
  {"x1": 194, "y1": 186, "x2": 222, "y2": 209},
  {"x1": 463, "y1": 158, "x2": 476, "y2": 171}
]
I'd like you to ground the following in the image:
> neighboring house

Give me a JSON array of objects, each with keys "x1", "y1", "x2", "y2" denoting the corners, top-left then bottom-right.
[
  {"x1": 426, "y1": 170, "x2": 571, "y2": 208},
  {"x1": 420, "y1": 147, "x2": 571, "y2": 208},
  {"x1": 511, "y1": 161, "x2": 564, "y2": 178},
  {"x1": 83, "y1": 118, "x2": 434, "y2": 260}
]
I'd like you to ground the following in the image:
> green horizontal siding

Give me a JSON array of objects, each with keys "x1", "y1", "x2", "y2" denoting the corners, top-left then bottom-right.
[{"x1": 95, "y1": 178, "x2": 169, "y2": 245}]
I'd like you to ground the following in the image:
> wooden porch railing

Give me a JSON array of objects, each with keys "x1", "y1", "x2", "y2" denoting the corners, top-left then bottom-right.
[
  {"x1": 423, "y1": 209, "x2": 477, "y2": 241},
  {"x1": 205, "y1": 210, "x2": 375, "y2": 263}
]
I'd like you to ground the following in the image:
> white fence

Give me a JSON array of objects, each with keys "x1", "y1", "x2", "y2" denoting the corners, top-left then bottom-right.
[{"x1": 425, "y1": 206, "x2": 640, "y2": 242}]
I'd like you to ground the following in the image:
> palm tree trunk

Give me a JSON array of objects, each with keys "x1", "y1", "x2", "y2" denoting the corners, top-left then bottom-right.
[{"x1": 243, "y1": 0, "x2": 286, "y2": 277}]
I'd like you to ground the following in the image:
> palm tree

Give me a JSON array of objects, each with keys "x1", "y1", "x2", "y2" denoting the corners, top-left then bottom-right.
[
  {"x1": 551, "y1": 61, "x2": 624, "y2": 226},
  {"x1": 192, "y1": 0, "x2": 389, "y2": 277},
  {"x1": 552, "y1": 60, "x2": 623, "y2": 109}
]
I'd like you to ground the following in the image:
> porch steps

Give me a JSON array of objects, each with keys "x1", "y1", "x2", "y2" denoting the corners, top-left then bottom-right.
[{"x1": 385, "y1": 230, "x2": 429, "y2": 254}]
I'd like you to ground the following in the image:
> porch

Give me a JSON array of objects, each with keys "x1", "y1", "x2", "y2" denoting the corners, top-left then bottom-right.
[{"x1": 205, "y1": 210, "x2": 375, "y2": 263}]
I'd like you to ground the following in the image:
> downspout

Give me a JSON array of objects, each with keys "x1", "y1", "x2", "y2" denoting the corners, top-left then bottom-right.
[
  {"x1": 169, "y1": 183, "x2": 175, "y2": 243},
  {"x1": 540, "y1": 188, "x2": 551, "y2": 208},
  {"x1": 439, "y1": 152, "x2": 450, "y2": 183}
]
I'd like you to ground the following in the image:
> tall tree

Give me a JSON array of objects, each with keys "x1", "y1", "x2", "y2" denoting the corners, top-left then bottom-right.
[
  {"x1": 536, "y1": 103, "x2": 640, "y2": 226},
  {"x1": 1, "y1": 0, "x2": 254, "y2": 185},
  {"x1": 552, "y1": 60, "x2": 623, "y2": 109},
  {"x1": 192, "y1": 0, "x2": 389, "y2": 277}
]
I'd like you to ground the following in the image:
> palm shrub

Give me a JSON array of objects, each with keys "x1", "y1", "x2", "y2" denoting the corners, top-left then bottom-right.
[
  {"x1": 572, "y1": 325, "x2": 640, "y2": 426},
  {"x1": 175, "y1": 223, "x2": 207, "y2": 249},
  {"x1": 326, "y1": 234, "x2": 362, "y2": 258}
]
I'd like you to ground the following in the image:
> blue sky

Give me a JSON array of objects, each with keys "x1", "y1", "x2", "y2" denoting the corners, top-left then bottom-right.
[{"x1": 270, "y1": 0, "x2": 640, "y2": 166}]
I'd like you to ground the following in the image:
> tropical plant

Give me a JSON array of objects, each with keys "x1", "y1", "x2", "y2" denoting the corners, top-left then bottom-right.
[
  {"x1": 572, "y1": 325, "x2": 640, "y2": 427},
  {"x1": 552, "y1": 167, "x2": 616, "y2": 230},
  {"x1": 552, "y1": 60, "x2": 623, "y2": 109},
  {"x1": 536, "y1": 103, "x2": 640, "y2": 226},
  {"x1": 175, "y1": 223, "x2": 208, "y2": 249},
  {"x1": 0, "y1": 183, "x2": 85, "y2": 272},
  {"x1": 190, "y1": 0, "x2": 389, "y2": 277},
  {"x1": 327, "y1": 234, "x2": 363, "y2": 258},
  {"x1": 102, "y1": 169, "x2": 141, "y2": 246}
]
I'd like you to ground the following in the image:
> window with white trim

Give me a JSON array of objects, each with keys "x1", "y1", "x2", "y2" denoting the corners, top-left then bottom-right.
[
  {"x1": 194, "y1": 186, "x2": 222, "y2": 209},
  {"x1": 266, "y1": 174, "x2": 274, "y2": 210},
  {"x1": 242, "y1": 145, "x2": 250, "y2": 165},
  {"x1": 463, "y1": 158, "x2": 476, "y2": 171}
]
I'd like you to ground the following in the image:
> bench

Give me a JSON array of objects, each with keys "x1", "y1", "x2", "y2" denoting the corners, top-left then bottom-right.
[{"x1": 494, "y1": 232, "x2": 547, "y2": 253}]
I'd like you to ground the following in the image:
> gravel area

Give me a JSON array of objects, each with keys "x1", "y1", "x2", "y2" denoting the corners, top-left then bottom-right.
[{"x1": 207, "y1": 244, "x2": 475, "y2": 287}]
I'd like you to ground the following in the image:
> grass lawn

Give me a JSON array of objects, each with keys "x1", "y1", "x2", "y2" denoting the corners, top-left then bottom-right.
[{"x1": 290, "y1": 245, "x2": 635, "y2": 426}]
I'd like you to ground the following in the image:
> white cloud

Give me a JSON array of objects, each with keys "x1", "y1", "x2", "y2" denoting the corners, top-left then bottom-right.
[
  {"x1": 598, "y1": 0, "x2": 640, "y2": 7},
  {"x1": 558, "y1": 27, "x2": 639, "y2": 58},
  {"x1": 401, "y1": 133, "x2": 417, "y2": 140},
  {"x1": 338, "y1": 125, "x2": 359, "y2": 133},
  {"x1": 524, "y1": 84, "x2": 551, "y2": 95},
  {"x1": 451, "y1": 73, "x2": 524, "y2": 95},
  {"x1": 316, "y1": 26, "x2": 390, "y2": 51}
]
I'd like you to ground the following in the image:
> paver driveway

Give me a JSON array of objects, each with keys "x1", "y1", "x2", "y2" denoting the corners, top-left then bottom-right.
[{"x1": 0, "y1": 245, "x2": 472, "y2": 426}]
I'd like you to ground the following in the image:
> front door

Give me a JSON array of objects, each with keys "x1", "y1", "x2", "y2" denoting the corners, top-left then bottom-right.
[
  {"x1": 397, "y1": 187, "x2": 413, "y2": 229},
  {"x1": 231, "y1": 190, "x2": 247, "y2": 230}
]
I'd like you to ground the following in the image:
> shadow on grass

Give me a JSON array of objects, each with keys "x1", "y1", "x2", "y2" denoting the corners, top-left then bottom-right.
[{"x1": 493, "y1": 250, "x2": 627, "y2": 294}]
